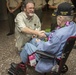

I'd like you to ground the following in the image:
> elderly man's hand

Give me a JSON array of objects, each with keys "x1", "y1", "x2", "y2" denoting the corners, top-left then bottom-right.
[
  {"x1": 36, "y1": 38, "x2": 40, "y2": 42},
  {"x1": 38, "y1": 30, "x2": 46, "y2": 38}
]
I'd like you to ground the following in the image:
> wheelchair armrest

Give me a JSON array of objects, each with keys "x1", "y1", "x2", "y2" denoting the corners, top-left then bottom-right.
[{"x1": 36, "y1": 50, "x2": 56, "y2": 59}]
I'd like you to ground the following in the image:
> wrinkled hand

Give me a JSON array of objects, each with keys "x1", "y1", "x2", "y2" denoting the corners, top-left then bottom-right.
[
  {"x1": 36, "y1": 38, "x2": 40, "y2": 42},
  {"x1": 38, "y1": 30, "x2": 46, "y2": 38}
]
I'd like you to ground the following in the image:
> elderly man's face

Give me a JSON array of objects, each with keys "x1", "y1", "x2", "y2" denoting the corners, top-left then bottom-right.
[
  {"x1": 24, "y1": 3, "x2": 35, "y2": 17},
  {"x1": 57, "y1": 16, "x2": 66, "y2": 27}
]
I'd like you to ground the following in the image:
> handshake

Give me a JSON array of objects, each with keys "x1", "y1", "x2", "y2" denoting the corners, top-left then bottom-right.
[
  {"x1": 32, "y1": 30, "x2": 46, "y2": 39},
  {"x1": 38, "y1": 30, "x2": 46, "y2": 38}
]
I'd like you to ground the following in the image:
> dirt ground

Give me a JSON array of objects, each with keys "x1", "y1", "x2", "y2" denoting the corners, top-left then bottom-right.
[{"x1": 0, "y1": 11, "x2": 76, "y2": 75}]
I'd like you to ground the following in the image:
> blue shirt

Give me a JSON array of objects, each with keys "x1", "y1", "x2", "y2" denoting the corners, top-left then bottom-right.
[
  {"x1": 35, "y1": 21, "x2": 76, "y2": 73},
  {"x1": 20, "y1": 21, "x2": 76, "y2": 73}
]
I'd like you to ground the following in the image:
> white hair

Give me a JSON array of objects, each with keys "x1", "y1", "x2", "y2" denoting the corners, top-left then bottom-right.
[{"x1": 64, "y1": 16, "x2": 73, "y2": 21}]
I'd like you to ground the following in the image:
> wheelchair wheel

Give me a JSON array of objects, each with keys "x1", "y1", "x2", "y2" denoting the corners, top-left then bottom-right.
[{"x1": 61, "y1": 64, "x2": 68, "y2": 73}]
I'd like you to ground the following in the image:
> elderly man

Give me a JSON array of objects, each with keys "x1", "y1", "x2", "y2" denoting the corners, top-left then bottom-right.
[
  {"x1": 48, "y1": 0, "x2": 72, "y2": 31},
  {"x1": 9, "y1": 2, "x2": 76, "y2": 74},
  {"x1": 15, "y1": 0, "x2": 46, "y2": 51}
]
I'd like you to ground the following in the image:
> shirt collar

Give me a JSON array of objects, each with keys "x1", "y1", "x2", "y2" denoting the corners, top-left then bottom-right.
[
  {"x1": 23, "y1": 11, "x2": 34, "y2": 20},
  {"x1": 56, "y1": 21, "x2": 71, "y2": 29}
]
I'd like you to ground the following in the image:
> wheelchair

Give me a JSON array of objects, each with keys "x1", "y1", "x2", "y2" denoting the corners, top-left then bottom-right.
[{"x1": 8, "y1": 36, "x2": 76, "y2": 75}]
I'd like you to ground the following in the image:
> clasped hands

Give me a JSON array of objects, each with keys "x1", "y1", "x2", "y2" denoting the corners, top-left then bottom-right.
[
  {"x1": 38, "y1": 30, "x2": 46, "y2": 38},
  {"x1": 32, "y1": 30, "x2": 46, "y2": 42}
]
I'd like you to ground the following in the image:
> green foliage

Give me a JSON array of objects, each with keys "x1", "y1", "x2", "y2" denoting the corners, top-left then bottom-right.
[{"x1": 45, "y1": 28, "x2": 50, "y2": 32}]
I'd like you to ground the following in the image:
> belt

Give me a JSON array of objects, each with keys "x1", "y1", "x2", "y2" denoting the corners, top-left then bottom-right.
[
  {"x1": 35, "y1": 4, "x2": 43, "y2": 9},
  {"x1": 35, "y1": 7, "x2": 42, "y2": 10},
  {"x1": 9, "y1": 7, "x2": 16, "y2": 9}
]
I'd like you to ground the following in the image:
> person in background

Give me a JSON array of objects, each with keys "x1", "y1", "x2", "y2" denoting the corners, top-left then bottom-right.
[
  {"x1": 6, "y1": 0, "x2": 22, "y2": 36},
  {"x1": 15, "y1": 0, "x2": 46, "y2": 52},
  {"x1": 48, "y1": 0, "x2": 72, "y2": 31},
  {"x1": 71, "y1": 0, "x2": 76, "y2": 22},
  {"x1": 33, "y1": 0, "x2": 46, "y2": 22}
]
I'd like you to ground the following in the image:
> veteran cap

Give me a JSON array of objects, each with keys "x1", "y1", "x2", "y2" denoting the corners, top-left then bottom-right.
[{"x1": 53, "y1": 2, "x2": 74, "y2": 16}]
